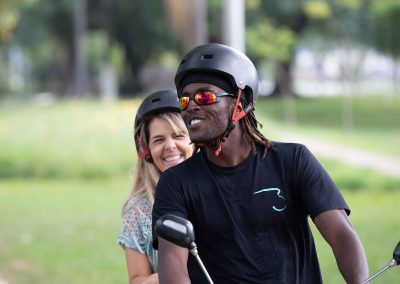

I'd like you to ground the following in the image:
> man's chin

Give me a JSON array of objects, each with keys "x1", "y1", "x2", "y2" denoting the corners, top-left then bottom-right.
[
  {"x1": 190, "y1": 137, "x2": 216, "y2": 145},
  {"x1": 189, "y1": 131, "x2": 223, "y2": 144}
]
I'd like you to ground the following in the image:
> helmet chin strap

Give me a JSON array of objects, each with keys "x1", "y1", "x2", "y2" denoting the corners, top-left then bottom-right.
[
  {"x1": 136, "y1": 133, "x2": 153, "y2": 163},
  {"x1": 196, "y1": 89, "x2": 254, "y2": 156}
]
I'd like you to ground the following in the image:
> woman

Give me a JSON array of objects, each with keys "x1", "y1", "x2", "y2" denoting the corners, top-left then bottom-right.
[{"x1": 118, "y1": 90, "x2": 194, "y2": 284}]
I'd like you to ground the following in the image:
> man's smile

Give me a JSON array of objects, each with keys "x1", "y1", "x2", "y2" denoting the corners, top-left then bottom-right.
[{"x1": 189, "y1": 118, "x2": 202, "y2": 126}]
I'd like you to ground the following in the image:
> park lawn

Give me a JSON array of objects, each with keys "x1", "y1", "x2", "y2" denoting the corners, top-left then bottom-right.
[
  {"x1": 0, "y1": 178, "x2": 399, "y2": 284},
  {"x1": 0, "y1": 178, "x2": 130, "y2": 284},
  {"x1": 312, "y1": 189, "x2": 400, "y2": 284},
  {"x1": 1, "y1": 95, "x2": 399, "y2": 180},
  {"x1": 255, "y1": 95, "x2": 400, "y2": 158},
  {"x1": 0, "y1": 99, "x2": 137, "y2": 179},
  {"x1": 1, "y1": 96, "x2": 399, "y2": 283}
]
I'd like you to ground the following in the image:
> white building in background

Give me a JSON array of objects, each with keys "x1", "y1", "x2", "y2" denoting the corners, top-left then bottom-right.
[
  {"x1": 8, "y1": 45, "x2": 26, "y2": 91},
  {"x1": 292, "y1": 48, "x2": 399, "y2": 97}
]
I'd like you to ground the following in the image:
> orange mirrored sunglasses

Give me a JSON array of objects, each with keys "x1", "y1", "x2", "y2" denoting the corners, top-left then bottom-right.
[{"x1": 178, "y1": 90, "x2": 234, "y2": 111}]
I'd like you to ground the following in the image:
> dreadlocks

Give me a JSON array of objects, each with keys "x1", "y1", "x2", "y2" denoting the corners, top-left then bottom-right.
[{"x1": 240, "y1": 110, "x2": 273, "y2": 160}]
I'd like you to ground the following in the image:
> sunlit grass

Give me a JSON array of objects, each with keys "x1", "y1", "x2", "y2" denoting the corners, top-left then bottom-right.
[
  {"x1": 255, "y1": 95, "x2": 400, "y2": 157},
  {"x1": 0, "y1": 178, "x2": 130, "y2": 284},
  {"x1": 0, "y1": 179, "x2": 399, "y2": 284},
  {"x1": 0, "y1": 95, "x2": 399, "y2": 283},
  {"x1": 313, "y1": 190, "x2": 400, "y2": 284},
  {"x1": 1, "y1": 95, "x2": 399, "y2": 178},
  {"x1": 0, "y1": 99, "x2": 139, "y2": 178}
]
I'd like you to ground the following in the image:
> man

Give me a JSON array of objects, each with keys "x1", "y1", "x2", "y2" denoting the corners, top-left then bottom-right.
[{"x1": 152, "y1": 43, "x2": 369, "y2": 283}]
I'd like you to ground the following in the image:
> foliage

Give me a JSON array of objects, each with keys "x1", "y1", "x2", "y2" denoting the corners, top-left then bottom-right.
[
  {"x1": 369, "y1": 0, "x2": 400, "y2": 58},
  {"x1": 246, "y1": 0, "x2": 309, "y2": 63},
  {"x1": 14, "y1": 0, "x2": 73, "y2": 45},
  {"x1": 85, "y1": 31, "x2": 125, "y2": 78},
  {"x1": 88, "y1": 0, "x2": 181, "y2": 92},
  {"x1": 5, "y1": 0, "x2": 181, "y2": 95},
  {"x1": 0, "y1": 0, "x2": 36, "y2": 43},
  {"x1": 2, "y1": 0, "x2": 399, "y2": 97},
  {"x1": 246, "y1": 19, "x2": 296, "y2": 62},
  {"x1": 303, "y1": 0, "x2": 332, "y2": 20},
  {"x1": 369, "y1": 0, "x2": 400, "y2": 15},
  {"x1": 0, "y1": 7, "x2": 19, "y2": 43},
  {"x1": 245, "y1": 0, "x2": 325, "y2": 96}
]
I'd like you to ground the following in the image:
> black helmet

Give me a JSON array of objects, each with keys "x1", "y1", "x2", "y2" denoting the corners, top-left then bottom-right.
[
  {"x1": 134, "y1": 90, "x2": 180, "y2": 161},
  {"x1": 175, "y1": 43, "x2": 259, "y2": 105}
]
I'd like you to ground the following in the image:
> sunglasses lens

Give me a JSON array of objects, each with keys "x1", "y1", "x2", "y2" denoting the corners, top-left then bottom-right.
[
  {"x1": 195, "y1": 91, "x2": 217, "y2": 105},
  {"x1": 179, "y1": 91, "x2": 223, "y2": 110},
  {"x1": 179, "y1": 97, "x2": 190, "y2": 110}
]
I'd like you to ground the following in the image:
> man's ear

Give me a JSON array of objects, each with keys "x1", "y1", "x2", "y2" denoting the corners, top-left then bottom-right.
[{"x1": 235, "y1": 101, "x2": 244, "y2": 113}]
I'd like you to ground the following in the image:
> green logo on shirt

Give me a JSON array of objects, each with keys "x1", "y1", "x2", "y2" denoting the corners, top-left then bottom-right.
[{"x1": 253, "y1": 188, "x2": 287, "y2": 212}]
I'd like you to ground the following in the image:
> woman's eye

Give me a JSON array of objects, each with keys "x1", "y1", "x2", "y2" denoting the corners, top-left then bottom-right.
[{"x1": 175, "y1": 133, "x2": 187, "y2": 139}]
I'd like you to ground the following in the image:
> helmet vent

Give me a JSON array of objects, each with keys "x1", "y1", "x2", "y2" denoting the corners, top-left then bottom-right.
[
  {"x1": 201, "y1": 54, "x2": 213, "y2": 60},
  {"x1": 152, "y1": 98, "x2": 161, "y2": 103}
]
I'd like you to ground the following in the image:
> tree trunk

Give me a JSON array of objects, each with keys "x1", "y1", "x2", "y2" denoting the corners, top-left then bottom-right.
[
  {"x1": 164, "y1": 0, "x2": 208, "y2": 51},
  {"x1": 268, "y1": 12, "x2": 309, "y2": 98},
  {"x1": 121, "y1": 42, "x2": 144, "y2": 95},
  {"x1": 269, "y1": 60, "x2": 295, "y2": 97},
  {"x1": 72, "y1": 0, "x2": 89, "y2": 97}
]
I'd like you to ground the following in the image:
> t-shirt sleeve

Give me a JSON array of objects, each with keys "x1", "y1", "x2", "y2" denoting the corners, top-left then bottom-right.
[
  {"x1": 118, "y1": 198, "x2": 150, "y2": 254},
  {"x1": 295, "y1": 145, "x2": 349, "y2": 220},
  {"x1": 152, "y1": 169, "x2": 189, "y2": 250}
]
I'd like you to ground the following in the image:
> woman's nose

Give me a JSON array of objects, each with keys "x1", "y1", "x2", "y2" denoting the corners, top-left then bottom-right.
[{"x1": 164, "y1": 138, "x2": 177, "y2": 150}]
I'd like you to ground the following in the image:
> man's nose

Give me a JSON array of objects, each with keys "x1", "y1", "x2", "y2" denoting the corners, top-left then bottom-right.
[{"x1": 185, "y1": 98, "x2": 200, "y2": 111}]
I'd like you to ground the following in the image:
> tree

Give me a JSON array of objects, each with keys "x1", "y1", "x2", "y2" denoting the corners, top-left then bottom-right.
[
  {"x1": 245, "y1": 0, "x2": 373, "y2": 98},
  {"x1": 245, "y1": 0, "x2": 313, "y2": 97},
  {"x1": 9, "y1": 0, "x2": 182, "y2": 96},
  {"x1": 0, "y1": 0, "x2": 30, "y2": 44},
  {"x1": 87, "y1": 0, "x2": 182, "y2": 94},
  {"x1": 369, "y1": 0, "x2": 400, "y2": 94}
]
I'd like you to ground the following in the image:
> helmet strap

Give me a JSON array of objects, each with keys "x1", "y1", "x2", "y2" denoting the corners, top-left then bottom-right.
[
  {"x1": 195, "y1": 89, "x2": 253, "y2": 156},
  {"x1": 136, "y1": 133, "x2": 153, "y2": 163}
]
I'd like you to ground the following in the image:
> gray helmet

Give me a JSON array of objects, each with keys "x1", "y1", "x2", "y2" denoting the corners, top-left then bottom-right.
[
  {"x1": 134, "y1": 90, "x2": 180, "y2": 161},
  {"x1": 175, "y1": 43, "x2": 259, "y2": 105}
]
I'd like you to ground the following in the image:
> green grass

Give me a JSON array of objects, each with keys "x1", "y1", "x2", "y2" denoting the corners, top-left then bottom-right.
[
  {"x1": 256, "y1": 95, "x2": 400, "y2": 130},
  {"x1": 1, "y1": 95, "x2": 399, "y2": 283},
  {"x1": 1, "y1": 95, "x2": 399, "y2": 179},
  {"x1": 0, "y1": 179, "x2": 399, "y2": 284},
  {"x1": 0, "y1": 99, "x2": 138, "y2": 178},
  {"x1": 255, "y1": 95, "x2": 400, "y2": 158},
  {"x1": 313, "y1": 190, "x2": 400, "y2": 284},
  {"x1": 0, "y1": 178, "x2": 130, "y2": 284}
]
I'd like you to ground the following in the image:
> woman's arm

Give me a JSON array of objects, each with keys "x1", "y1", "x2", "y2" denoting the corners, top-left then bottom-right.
[
  {"x1": 125, "y1": 248, "x2": 158, "y2": 284},
  {"x1": 314, "y1": 209, "x2": 369, "y2": 284}
]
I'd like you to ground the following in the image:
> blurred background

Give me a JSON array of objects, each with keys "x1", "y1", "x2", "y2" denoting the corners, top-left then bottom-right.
[{"x1": 0, "y1": 0, "x2": 399, "y2": 283}]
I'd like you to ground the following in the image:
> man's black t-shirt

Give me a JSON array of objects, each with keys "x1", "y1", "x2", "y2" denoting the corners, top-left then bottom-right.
[{"x1": 152, "y1": 142, "x2": 349, "y2": 284}]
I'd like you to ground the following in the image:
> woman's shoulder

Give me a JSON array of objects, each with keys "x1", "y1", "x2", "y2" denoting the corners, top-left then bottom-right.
[{"x1": 124, "y1": 192, "x2": 152, "y2": 215}]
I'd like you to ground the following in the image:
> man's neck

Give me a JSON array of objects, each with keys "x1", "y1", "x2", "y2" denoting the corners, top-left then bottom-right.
[{"x1": 205, "y1": 127, "x2": 252, "y2": 167}]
